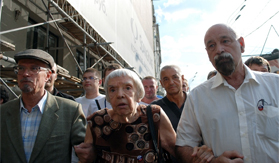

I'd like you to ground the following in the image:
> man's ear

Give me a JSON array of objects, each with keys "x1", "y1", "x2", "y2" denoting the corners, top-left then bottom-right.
[
  {"x1": 54, "y1": 73, "x2": 58, "y2": 81},
  {"x1": 238, "y1": 37, "x2": 245, "y2": 53},
  {"x1": 45, "y1": 69, "x2": 51, "y2": 82},
  {"x1": 98, "y1": 79, "x2": 102, "y2": 86},
  {"x1": 160, "y1": 80, "x2": 164, "y2": 88}
]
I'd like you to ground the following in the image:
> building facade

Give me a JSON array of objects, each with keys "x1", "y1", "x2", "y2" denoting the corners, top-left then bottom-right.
[{"x1": 0, "y1": 0, "x2": 162, "y2": 97}]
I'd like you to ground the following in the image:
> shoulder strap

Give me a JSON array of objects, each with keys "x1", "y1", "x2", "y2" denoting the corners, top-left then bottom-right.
[
  {"x1": 95, "y1": 99, "x2": 101, "y2": 110},
  {"x1": 147, "y1": 105, "x2": 172, "y2": 163},
  {"x1": 146, "y1": 105, "x2": 159, "y2": 154}
]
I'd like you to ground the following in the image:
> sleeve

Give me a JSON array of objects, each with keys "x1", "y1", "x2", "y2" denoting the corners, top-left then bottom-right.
[
  {"x1": 71, "y1": 103, "x2": 86, "y2": 146},
  {"x1": 175, "y1": 94, "x2": 202, "y2": 147}
]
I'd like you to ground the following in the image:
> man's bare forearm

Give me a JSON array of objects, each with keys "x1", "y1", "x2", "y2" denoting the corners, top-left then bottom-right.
[{"x1": 175, "y1": 145, "x2": 194, "y2": 162}]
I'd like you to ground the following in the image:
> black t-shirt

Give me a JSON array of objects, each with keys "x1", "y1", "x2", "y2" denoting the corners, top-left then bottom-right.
[
  {"x1": 151, "y1": 92, "x2": 187, "y2": 163},
  {"x1": 52, "y1": 87, "x2": 75, "y2": 101},
  {"x1": 151, "y1": 92, "x2": 186, "y2": 131}
]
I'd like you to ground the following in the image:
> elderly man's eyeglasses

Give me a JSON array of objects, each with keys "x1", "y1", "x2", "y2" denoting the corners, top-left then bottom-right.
[
  {"x1": 14, "y1": 66, "x2": 49, "y2": 75},
  {"x1": 82, "y1": 76, "x2": 98, "y2": 81}
]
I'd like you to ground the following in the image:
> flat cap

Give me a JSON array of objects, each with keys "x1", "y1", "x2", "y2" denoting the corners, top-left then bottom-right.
[{"x1": 14, "y1": 49, "x2": 54, "y2": 68}]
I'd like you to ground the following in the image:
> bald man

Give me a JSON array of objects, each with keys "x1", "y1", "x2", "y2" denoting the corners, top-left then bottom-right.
[{"x1": 175, "y1": 24, "x2": 279, "y2": 163}]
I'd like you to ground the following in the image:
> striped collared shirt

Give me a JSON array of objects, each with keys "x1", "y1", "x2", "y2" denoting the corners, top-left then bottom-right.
[{"x1": 20, "y1": 91, "x2": 48, "y2": 162}]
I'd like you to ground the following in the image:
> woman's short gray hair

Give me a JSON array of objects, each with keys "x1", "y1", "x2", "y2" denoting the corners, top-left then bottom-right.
[{"x1": 104, "y1": 69, "x2": 144, "y2": 103}]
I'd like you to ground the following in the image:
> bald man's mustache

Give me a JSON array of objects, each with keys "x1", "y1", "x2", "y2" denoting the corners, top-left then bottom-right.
[
  {"x1": 214, "y1": 52, "x2": 233, "y2": 61},
  {"x1": 214, "y1": 52, "x2": 235, "y2": 76}
]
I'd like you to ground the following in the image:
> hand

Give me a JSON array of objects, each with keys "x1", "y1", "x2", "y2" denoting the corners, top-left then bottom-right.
[
  {"x1": 192, "y1": 145, "x2": 214, "y2": 163},
  {"x1": 211, "y1": 150, "x2": 244, "y2": 163},
  {"x1": 87, "y1": 114, "x2": 94, "y2": 121},
  {"x1": 74, "y1": 143, "x2": 95, "y2": 163}
]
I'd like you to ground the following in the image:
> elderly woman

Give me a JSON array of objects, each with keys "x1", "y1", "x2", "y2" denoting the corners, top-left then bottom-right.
[{"x1": 75, "y1": 69, "x2": 213, "y2": 163}]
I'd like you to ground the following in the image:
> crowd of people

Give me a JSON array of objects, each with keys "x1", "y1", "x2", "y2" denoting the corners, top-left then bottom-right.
[{"x1": 1, "y1": 23, "x2": 279, "y2": 163}]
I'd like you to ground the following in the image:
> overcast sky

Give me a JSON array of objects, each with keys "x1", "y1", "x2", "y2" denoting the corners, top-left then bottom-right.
[{"x1": 153, "y1": 0, "x2": 279, "y2": 90}]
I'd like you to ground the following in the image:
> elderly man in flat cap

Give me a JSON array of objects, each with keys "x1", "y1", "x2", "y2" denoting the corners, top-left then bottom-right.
[{"x1": 1, "y1": 49, "x2": 86, "y2": 163}]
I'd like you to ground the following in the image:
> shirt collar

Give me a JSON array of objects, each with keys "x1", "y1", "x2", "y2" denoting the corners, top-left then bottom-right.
[
  {"x1": 20, "y1": 90, "x2": 48, "y2": 114},
  {"x1": 211, "y1": 64, "x2": 260, "y2": 89}
]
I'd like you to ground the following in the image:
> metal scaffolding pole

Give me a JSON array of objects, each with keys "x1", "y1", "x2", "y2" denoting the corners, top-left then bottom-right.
[
  {"x1": 83, "y1": 32, "x2": 86, "y2": 71},
  {"x1": 49, "y1": 42, "x2": 114, "y2": 50},
  {"x1": 0, "y1": 0, "x2": 3, "y2": 25},
  {"x1": 47, "y1": 0, "x2": 144, "y2": 78},
  {"x1": 0, "y1": 54, "x2": 16, "y2": 64},
  {"x1": 45, "y1": 5, "x2": 83, "y2": 74},
  {"x1": 0, "y1": 17, "x2": 69, "y2": 35},
  {"x1": 90, "y1": 53, "x2": 108, "y2": 68},
  {"x1": 0, "y1": 78, "x2": 19, "y2": 98},
  {"x1": 46, "y1": 1, "x2": 51, "y2": 53},
  {"x1": 48, "y1": 0, "x2": 126, "y2": 68}
]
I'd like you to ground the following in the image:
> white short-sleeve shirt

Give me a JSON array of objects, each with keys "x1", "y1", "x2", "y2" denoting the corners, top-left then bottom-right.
[
  {"x1": 75, "y1": 94, "x2": 105, "y2": 117},
  {"x1": 176, "y1": 66, "x2": 279, "y2": 163}
]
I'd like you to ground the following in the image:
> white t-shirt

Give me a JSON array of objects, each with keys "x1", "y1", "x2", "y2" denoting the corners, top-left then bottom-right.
[
  {"x1": 92, "y1": 96, "x2": 112, "y2": 110},
  {"x1": 75, "y1": 94, "x2": 105, "y2": 117},
  {"x1": 176, "y1": 66, "x2": 279, "y2": 163},
  {"x1": 91, "y1": 96, "x2": 144, "y2": 113},
  {"x1": 138, "y1": 101, "x2": 148, "y2": 106}
]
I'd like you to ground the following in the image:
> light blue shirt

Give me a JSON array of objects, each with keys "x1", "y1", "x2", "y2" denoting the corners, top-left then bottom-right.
[{"x1": 20, "y1": 91, "x2": 48, "y2": 162}]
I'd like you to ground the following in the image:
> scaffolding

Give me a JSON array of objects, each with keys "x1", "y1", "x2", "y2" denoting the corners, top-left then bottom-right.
[
  {"x1": 0, "y1": 0, "x2": 163, "y2": 97},
  {"x1": 0, "y1": 0, "x2": 156, "y2": 97}
]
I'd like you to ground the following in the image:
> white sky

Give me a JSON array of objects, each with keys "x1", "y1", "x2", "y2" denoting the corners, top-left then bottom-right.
[{"x1": 154, "y1": 0, "x2": 279, "y2": 90}]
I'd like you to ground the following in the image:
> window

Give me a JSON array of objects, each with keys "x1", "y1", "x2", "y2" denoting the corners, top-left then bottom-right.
[
  {"x1": 26, "y1": 19, "x2": 58, "y2": 61},
  {"x1": 76, "y1": 50, "x2": 88, "y2": 78}
]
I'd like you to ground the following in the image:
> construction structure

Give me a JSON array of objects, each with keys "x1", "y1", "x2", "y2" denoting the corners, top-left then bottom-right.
[{"x1": 0, "y1": 0, "x2": 162, "y2": 97}]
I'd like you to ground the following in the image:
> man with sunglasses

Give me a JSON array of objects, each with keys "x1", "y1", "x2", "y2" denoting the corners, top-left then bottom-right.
[
  {"x1": 1, "y1": 49, "x2": 86, "y2": 163},
  {"x1": 76, "y1": 68, "x2": 104, "y2": 117}
]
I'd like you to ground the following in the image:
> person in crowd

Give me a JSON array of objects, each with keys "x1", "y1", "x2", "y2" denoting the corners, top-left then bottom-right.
[
  {"x1": 74, "y1": 69, "x2": 214, "y2": 163},
  {"x1": 0, "y1": 85, "x2": 10, "y2": 104},
  {"x1": 1, "y1": 49, "x2": 86, "y2": 163},
  {"x1": 140, "y1": 76, "x2": 159, "y2": 105},
  {"x1": 207, "y1": 70, "x2": 217, "y2": 80},
  {"x1": 267, "y1": 49, "x2": 279, "y2": 70},
  {"x1": 244, "y1": 56, "x2": 271, "y2": 72},
  {"x1": 175, "y1": 24, "x2": 279, "y2": 163},
  {"x1": 93, "y1": 63, "x2": 122, "y2": 110},
  {"x1": 182, "y1": 78, "x2": 189, "y2": 92},
  {"x1": 151, "y1": 65, "x2": 187, "y2": 132},
  {"x1": 151, "y1": 65, "x2": 187, "y2": 163},
  {"x1": 45, "y1": 63, "x2": 75, "y2": 101},
  {"x1": 76, "y1": 68, "x2": 105, "y2": 117}
]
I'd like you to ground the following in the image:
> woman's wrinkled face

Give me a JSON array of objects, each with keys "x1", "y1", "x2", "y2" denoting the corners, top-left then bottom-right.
[{"x1": 107, "y1": 76, "x2": 139, "y2": 117}]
